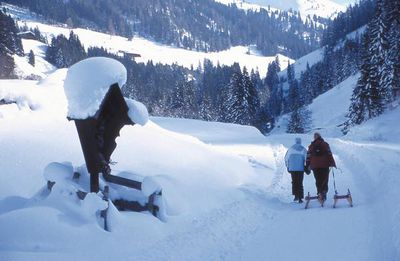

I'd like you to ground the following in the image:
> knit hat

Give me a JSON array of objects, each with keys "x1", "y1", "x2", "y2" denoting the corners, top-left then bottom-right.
[{"x1": 314, "y1": 132, "x2": 321, "y2": 139}]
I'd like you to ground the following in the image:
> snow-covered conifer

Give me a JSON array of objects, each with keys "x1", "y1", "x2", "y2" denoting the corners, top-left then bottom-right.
[{"x1": 28, "y1": 50, "x2": 35, "y2": 66}]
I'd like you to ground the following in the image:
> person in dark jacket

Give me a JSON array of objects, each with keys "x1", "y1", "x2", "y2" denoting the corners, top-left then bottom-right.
[
  {"x1": 306, "y1": 132, "x2": 336, "y2": 201},
  {"x1": 285, "y1": 137, "x2": 307, "y2": 203}
]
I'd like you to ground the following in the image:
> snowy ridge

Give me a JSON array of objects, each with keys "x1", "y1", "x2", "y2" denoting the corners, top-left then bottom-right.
[{"x1": 215, "y1": 0, "x2": 347, "y2": 19}]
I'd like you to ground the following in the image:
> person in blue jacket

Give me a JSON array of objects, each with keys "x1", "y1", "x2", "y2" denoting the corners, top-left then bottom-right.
[{"x1": 285, "y1": 137, "x2": 308, "y2": 203}]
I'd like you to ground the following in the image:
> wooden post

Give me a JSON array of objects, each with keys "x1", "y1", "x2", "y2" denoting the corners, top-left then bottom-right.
[
  {"x1": 90, "y1": 172, "x2": 100, "y2": 193},
  {"x1": 101, "y1": 186, "x2": 110, "y2": 231}
]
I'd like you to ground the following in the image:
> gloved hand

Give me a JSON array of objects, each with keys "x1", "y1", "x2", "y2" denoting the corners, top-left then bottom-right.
[{"x1": 304, "y1": 165, "x2": 311, "y2": 175}]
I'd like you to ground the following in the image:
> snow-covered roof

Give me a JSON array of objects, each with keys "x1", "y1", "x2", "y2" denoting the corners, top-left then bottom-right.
[{"x1": 63, "y1": 57, "x2": 127, "y2": 119}]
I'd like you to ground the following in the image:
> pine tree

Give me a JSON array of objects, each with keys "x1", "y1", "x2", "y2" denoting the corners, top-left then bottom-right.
[
  {"x1": 0, "y1": 47, "x2": 15, "y2": 79},
  {"x1": 264, "y1": 60, "x2": 281, "y2": 117},
  {"x1": 169, "y1": 80, "x2": 186, "y2": 117},
  {"x1": 287, "y1": 61, "x2": 295, "y2": 88},
  {"x1": 223, "y1": 71, "x2": 243, "y2": 123},
  {"x1": 288, "y1": 79, "x2": 300, "y2": 112},
  {"x1": 46, "y1": 31, "x2": 86, "y2": 68},
  {"x1": 182, "y1": 78, "x2": 197, "y2": 119},
  {"x1": 265, "y1": 60, "x2": 280, "y2": 90},
  {"x1": 254, "y1": 104, "x2": 273, "y2": 134},
  {"x1": 28, "y1": 50, "x2": 35, "y2": 66},
  {"x1": 287, "y1": 103, "x2": 312, "y2": 134},
  {"x1": 0, "y1": 10, "x2": 23, "y2": 56},
  {"x1": 269, "y1": 82, "x2": 283, "y2": 117},
  {"x1": 286, "y1": 84, "x2": 312, "y2": 134},
  {"x1": 200, "y1": 93, "x2": 215, "y2": 121},
  {"x1": 299, "y1": 63, "x2": 313, "y2": 105},
  {"x1": 344, "y1": 33, "x2": 373, "y2": 132},
  {"x1": 242, "y1": 67, "x2": 260, "y2": 125},
  {"x1": 368, "y1": 0, "x2": 391, "y2": 105},
  {"x1": 0, "y1": 10, "x2": 23, "y2": 78},
  {"x1": 287, "y1": 62, "x2": 303, "y2": 112},
  {"x1": 287, "y1": 108, "x2": 303, "y2": 133},
  {"x1": 222, "y1": 67, "x2": 259, "y2": 125},
  {"x1": 386, "y1": 0, "x2": 400, "y2": 99}
]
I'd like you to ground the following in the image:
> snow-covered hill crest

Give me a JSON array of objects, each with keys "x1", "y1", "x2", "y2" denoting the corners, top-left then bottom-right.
[{"x1": 216, "y1": 0, "x2": 347, "y2": 19}]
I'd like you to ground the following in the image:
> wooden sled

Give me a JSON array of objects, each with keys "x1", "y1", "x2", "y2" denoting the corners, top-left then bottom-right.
[
  {"x1": 304, "y1": 192, "x2": 325, "y2": 209},
  {"x1": 333, "y1": 189, "x2": 353, "y2": 208}
]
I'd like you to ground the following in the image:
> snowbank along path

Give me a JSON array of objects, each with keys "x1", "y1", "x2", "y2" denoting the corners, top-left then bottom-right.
[{"x1": 1, "y1": 67, "x2": 400, "y2": 260}]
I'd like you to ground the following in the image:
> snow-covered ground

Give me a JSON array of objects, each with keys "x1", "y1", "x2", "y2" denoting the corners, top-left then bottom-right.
[
  {"x1": 1, "y1": 53, "x2": 400, "y2": 260},
  {"x1": 1, "y1": 3, "x2": 399, "y2": 260},
  {"x1": 14, "y1": 39, "x2": 56, "y2": 79},
  {"x1": 2, "y1": 3, "x2": 293, "y2": 77}
]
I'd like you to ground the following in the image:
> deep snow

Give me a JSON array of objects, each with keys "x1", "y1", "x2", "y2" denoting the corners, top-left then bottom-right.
[
  {"x1": 1, "y1": 4, "x2": 400, "y2": 260},
  {"x1": 1, "y1": 63, "x2": 400, "y2": 260}
]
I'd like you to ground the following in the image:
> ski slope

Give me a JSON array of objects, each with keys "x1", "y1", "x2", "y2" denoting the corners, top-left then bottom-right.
[{"x1": 1, "y1": 57, "x2": 400, "y2": 260}]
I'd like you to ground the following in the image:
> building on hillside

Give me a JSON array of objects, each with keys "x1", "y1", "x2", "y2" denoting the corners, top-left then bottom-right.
[
  {"x1": 17, "y1": 31, "x2": 35, "y2": 40},
  {"x1": 117, "y1": 50, "x2": 141, "y2": 61}
]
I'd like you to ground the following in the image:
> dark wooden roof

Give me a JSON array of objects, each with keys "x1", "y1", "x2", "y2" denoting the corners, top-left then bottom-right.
[{"x1": 17, "y1": 31, "x2": 36, "y2": 40}]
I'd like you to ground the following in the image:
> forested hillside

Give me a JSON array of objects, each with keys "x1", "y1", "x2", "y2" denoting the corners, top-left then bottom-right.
[
  {"x1": 264, "y1": 0, "x2": 381, "y2": 133},
  {"x1": 3, "y1": 0, "x2": 324, "y2": 58},
  {"x1": 3, "y1": 0, "x2": 398, "y2": 136},
  {"x1": 0, "y1": 9, "x2": 23, "y2": 78},
  {"x1": 344, "y1": 0, "x2": 400, "y2": 131}
]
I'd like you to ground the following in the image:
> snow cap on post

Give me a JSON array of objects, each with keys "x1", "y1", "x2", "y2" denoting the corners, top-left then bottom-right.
[
  {"x1": 124, "y1": 98, "x2": 149, "y2": 126},
  {"x1": 64, "y1": 57, "x2": 127, "y2": 119}
]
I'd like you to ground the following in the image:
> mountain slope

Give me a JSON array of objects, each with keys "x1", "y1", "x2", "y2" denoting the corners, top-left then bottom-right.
[
  {"x1": 3, "y1": 3, "x2": 293, "y2": 77},
  {"x1": 1, "y1": 0, "x2": 321, "y2": 58}
]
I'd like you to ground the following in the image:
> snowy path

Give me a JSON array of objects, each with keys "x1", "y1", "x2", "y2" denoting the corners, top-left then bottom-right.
[
  {"x1": 1, "y1": 115, "x2": 399, "y2": 260},
  {"x1": 231, "y1": 139, "x2": 374, "y2": 261},
  {"x1": 1, "y1": 77, "x2": 399, "y2": 260},
  {"x1": 222, "y1": 137, "x2": 399, "y2": 261},
  {"x1": 155, "y1": 120, "x2": 397, "y2": 261}
]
